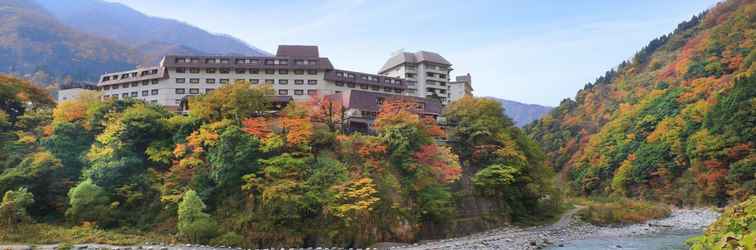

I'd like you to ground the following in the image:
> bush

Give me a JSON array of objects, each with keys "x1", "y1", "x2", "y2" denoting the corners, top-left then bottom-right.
[
  {"x1": 687, "y1": 197, "x2": 755, "y2": 249},
  {"x1": 66, "y1": 179, "x2": 111, "y2": 226},
  {"x1": 577, "y1": 198, "x2": 671, "y2": 225},
  {"x1": 209, "y1": 232, "x2": 243, "y2": 247},
  {"x1": 0, "y1": 187, "x2": 34, "y2": 228}
]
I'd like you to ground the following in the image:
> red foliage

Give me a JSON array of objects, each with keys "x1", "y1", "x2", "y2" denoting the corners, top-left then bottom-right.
[{"x1": 242, "y1": 117, "x2": 272, "y2": 139}]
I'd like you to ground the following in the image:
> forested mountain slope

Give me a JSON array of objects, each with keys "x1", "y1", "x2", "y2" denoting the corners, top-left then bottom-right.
[
  {"x1": 35, "y1": 0, "x2": 270, "y2": 58},
  {"x1": 489, "y1": 97, "x2": 553, "y2": 127},
  {"x1": 0, "y1": 0, "x2": 139, "y2": 83},
  {"x1": 526, "y1": 0, "x2": 754, "y2": 206}
]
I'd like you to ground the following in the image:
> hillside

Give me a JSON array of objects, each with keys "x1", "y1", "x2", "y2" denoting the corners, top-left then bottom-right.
[
  {"x1": 0, "y1": 0, "x2": 138, "y2": 84},
  {"x1": 489, "y1": 97, "x2": 553, "y2": 127},
  {"x1": 526, "y1": 0, "x2": 754, "y2": 206},
  {"x1": 35, "y1": 0, "x2": 269, "y2": 60}
]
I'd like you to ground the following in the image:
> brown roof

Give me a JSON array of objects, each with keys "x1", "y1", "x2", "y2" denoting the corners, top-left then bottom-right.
[
  {"x1": 324, "y1": 69, "x2": 407, "y2": 89},
  {"x1": 276, "y1": 45, "x2": 319, "y2": 57},
  {"x1": 162, "y1": 55, "x2": 334, "y2": 71}
]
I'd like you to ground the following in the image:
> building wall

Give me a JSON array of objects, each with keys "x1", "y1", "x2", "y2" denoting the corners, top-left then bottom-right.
[{"x1": 58, "y1": 88, "x2": 93, "y2": 102}]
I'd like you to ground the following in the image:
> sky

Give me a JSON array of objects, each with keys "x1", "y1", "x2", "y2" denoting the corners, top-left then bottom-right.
[{"x1": 108, "y1": 0, "x2": 719, "y2": 106}]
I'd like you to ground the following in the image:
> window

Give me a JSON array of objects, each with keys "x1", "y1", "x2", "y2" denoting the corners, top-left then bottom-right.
[
  {"x1": 335, "y1": 91, "x2": 342, "y2": 94},
  {"x1": 336, "y1": 72, "x2": 344, "y2": 77},
  {"x1": 220, "y1": 59, "x2": 230, "y2": 64},
  {"x1": 278, "y1": 89, "x2": 288, "y2": 95},
  {"x1": 294, "y1": 80, "x2": 304, "y2": 85},
  {"x1": 150, "y1": 100, "x2": 157, "y2": 104},
  {"x1": 307, "y1": 69, "x2": 318, "y2": 75},
  {"x1": 426, "y1": 72, "x2": 435, "y2": 77},
  {"x1": 294, "y1": 60, "x2": 304, "y2": 65},
  {"x1": 142, "y1": 90, "x2": 149, "y2": 96},
  {"x1": 278, "y1": 59, "x2": 288, "y2": 65},
  {"x1": 371, "y1": 85, "x2": 380, "y2": 91},
  {"x1": 175, "y1": 88, "x2": 186, "y2": 94},
  {"x1": 279, "y1": 69, "x2": 288, "y2": 75},
  {"x1": 122, "y1": 74, "x2": 130, "y2": 79},
  {"x1": 294, "y1": 89, "x2": 304, "y2": 95},
  {"x1": 307, "y1": 89, "x2": 317, "y2": 96},
  {"x1": 265, "y1": 59, "x2": 274, "y2": 65},
  {"x1": 131, "y1": 92, "x2": 138, "y2": 97},
  {"x1": 175, "y1": 99, "x2": 181, "y2": 104},
  {"x1": 250, "y1": 59, "x2": 259, "y2": 64},
  {"x1": 347, "y1": 73, "x2": 356, "y2": 79},
  {"x1": 131, "y1": 82, "x2": 138, "y2": 87},
  {"x1": 439, "y1": 74, "x2": 446, "y2": 79},
  {"x1": 102, "y1": 76, "x2": 110, "y2": 81},
  {"x1": 206, "y1": 88, "x2": 214, "y2": 93},
  {"x1": 189, "y1": 88, "x2": 199, "y2": 94},
  {"x1": 278, "y1": 79, "x2": 288, "y2": 85},
  {"x1": 112, "y1": 75, "x2": 120, "y2": 80},
  {"x1": 384, "y1": 87, "x2": 392, "y2": 92},
  {"x1": 104, "y1": 86, "x2": 111, "y2": 90},
  {"x1": 131, "y1": 72, "x2": 138, "y2": 77},
  {"x1": 265, "y1": 69, "x2": 275, "y2": 74},
  {"x1": 190, "y1": 78, "x2": 200, "y2": 84},
  {"x1": 307, "y1": 60, "x2": 317, "y2": 65},
  {"x1": 360, "y1": 84, "x2": 369, "y2": 89},
  {"x1": 175, "y1": 58, "x2": 186, "y2": 63},
  {"x1": 122, "y1": 83, "x2": 129, "y2": 88},
  {"x1": 206, "y1": 58, "x2": 217, "y2": 64},
  {"x1": 206, "y1": 78, "x2": 216, "y2": 84},
  {"x1": 112, "y1": 85, "x2": 119, "y2": 89},
  {"x1": 152, "y1": 79, "x2": 159, "y2": 84},
  {"x1": 335, "y1": 82, "x2": 344, "y2": 86},
  {"x1": 189, "y1": 68, "x2": 200, "y2": 74},
  {"x1": 347, "y1": 83, "x2": 355, "y2": 88},
  {"x1": 250, "y1": 69, "x2": 259, "y2": 74},
  {"x1": 176, "y1": 78, "x2": 186, "y2": 83},
  {"x1": 294, "y1": 69, "x2": 304, "y2": 75},
  {"x1": 122, "y1": 93, "x2": 129, "y2": 98},
  {"x1": 219, "y1": 68, "x2": 230, "y2": 74},
  {"x1": 151, "y1": 89, "x2": 158, "y2": 95},
  {"x1": 307, "y1": 80, "x2": 318, "y2": 85},
  {"x1": 206, "y1": 68, "x2": 217, "y2": 74},
  {"x1": 219, "y1": 79, "x2": 229, "y2": 84},
  {"x1": 265, "y1": 79, "x2": 274, "y2": 84},
  {"x1": 235, "y1": 68, "x2": 246, "y2": 74},
  {"x1": 142, "y1": 80, "x2": 149, "y2": 86},
  {"x1": 250, "y1": 79, "x2": 259, "y2": 84},
  {"x1": 394, "y1": 88, "x2": 402, "y2": 93}
]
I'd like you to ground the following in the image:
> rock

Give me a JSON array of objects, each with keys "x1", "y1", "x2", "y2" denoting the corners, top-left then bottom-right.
[
  {"x1": 616, "y1": 245, "x2": 622, "y2": 248},
  {"x1": 558, "y1": 244, "x2": 564, "y2": 247},
  {"x1": 530, "y1": 241, "x2": 537, "y2": 246}
]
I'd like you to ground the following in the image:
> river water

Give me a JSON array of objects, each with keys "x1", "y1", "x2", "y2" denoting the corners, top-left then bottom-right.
[{"x1": 548, "y1": 229, "x2": 703, "y2": 250}]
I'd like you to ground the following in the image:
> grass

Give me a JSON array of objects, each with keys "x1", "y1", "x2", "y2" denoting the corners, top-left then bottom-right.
[
  {"x1": 574, "y1": 197, "x2": 671, "y2": 226},
  {"x1": 0, "y1": 223, "x2": 175, "y2": 245}
]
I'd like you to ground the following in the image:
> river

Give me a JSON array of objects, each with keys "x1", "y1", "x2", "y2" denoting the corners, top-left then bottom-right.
[{"x1": 549, "y1": 229, "x2": 702, "y2": 250}]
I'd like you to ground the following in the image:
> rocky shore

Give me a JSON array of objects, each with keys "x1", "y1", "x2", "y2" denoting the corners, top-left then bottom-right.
[
  {"x1": 395, "y1": 208, "x2": 719, "y2": 250},
  {"x1": 0, "y1": 208, "x2": 719, "y2": 250}
]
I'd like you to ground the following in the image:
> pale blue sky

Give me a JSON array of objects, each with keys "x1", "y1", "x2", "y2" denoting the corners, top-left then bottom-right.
[{"x1": 109, "y1": 0, "x2": 719, "y2": 106}]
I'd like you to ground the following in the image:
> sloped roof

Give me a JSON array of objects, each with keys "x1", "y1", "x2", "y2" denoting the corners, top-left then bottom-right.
[
  {"x1": 276, "y1": 45, "x2": 319, "y2": 57},
  {"x1": 379, "y1": 50, "x2": 451, "y2": 73},
  {"x1": 336, "y1": 90, "x2": 442, "y2": 115}
]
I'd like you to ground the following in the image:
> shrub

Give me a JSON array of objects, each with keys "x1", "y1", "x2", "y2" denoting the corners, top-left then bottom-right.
[
  {"x1": 66, "y1": 179, "x2": 111, "y2": 226},
  {"x1": 209, "y1": 232, "x2": 243, "y2": 247},
  {"x1": 0, "y1": 187, "x2": 34, "y2": 228},
  {"x1": 687, "y1": 197, "x2": 755, "y2": 249},
  {"x1": 577, "y1": 198, "x2": 671, "y2": 225}
]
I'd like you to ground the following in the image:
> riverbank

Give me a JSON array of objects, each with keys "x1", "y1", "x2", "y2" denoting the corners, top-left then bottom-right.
[
  {"x1": 0, "y1": 208, "x2": 719, "y2": 250},
  {"x1": 394, "y1": 208, "x2": 719, "y2": 250}
]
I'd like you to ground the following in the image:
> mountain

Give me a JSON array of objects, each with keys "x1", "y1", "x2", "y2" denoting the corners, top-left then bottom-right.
[
  {"x1": 35, "y1": 0, "x2": 270, "y2": 59},
  {"x1": 488, "y1": 97, "x2": 553, "y2": 127},
  {"x1": 526, "y1": 0, "x2": 754, "y2": 206},
  {"x1": 0, "y1": 0, "x2": 139, "y2": 83}
]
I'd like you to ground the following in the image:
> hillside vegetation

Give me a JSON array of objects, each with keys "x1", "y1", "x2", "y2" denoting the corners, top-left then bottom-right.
[
  {"x1": 0, "y1": 77, "x2": 558, "y2": 248},
  {"x1": 526, "y1": 0, "x2": 755, "y2": 206}
]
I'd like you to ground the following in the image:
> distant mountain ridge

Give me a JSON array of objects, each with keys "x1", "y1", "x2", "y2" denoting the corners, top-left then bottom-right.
[
  {"x1": 35, "y1": 0, "x2": 269, "y2": 59},
  {"x1": 488, "y1": 97, "x2": 553, "y2": 127},
  {"x1": 0, "y1": 0, "x2": 268, "y2": 85}
]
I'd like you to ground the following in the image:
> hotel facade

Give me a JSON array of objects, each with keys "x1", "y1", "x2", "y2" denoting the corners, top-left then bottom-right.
[{"x1": 95, "y1": 45, "x2": 471, "y2": 111}]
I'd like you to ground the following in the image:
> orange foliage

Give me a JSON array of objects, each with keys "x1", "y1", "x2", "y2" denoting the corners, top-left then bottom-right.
[
  {"x1": 242, "y1": 117, "x2": 273, "y2": 139},
  {"x1": 281, "y1": 117, "x2": 312, "y2": 146},
  {"x1": 413, "y1": 144, "x2": 462, "y2": 184}
]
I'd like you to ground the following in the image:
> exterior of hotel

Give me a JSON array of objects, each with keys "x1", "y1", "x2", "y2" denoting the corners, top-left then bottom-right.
[{"x1": 94, "y1": 45, "x2": 472, "y2": 120}]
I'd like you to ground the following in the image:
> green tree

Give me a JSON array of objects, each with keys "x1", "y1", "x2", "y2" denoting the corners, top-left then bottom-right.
[
  {"x1": 189, "y1": 82, "x2": 271, "y2": 124},
  {"x1": 177, "y1": 189, "x2": 218, "y2": 243},
  {"x1": 0, "y1": 187, "x2": 34, "y2": 229},
  {"x1": 66, "y1": 179, "x2": 111, "y2": 225}
]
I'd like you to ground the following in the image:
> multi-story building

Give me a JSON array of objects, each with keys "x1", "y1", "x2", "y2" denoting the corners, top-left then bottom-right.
[
  {"x1": 378, "y1": 50, "x2": 453, "y2": 104},
  {"x1": 448, "y1": 73, "x2": 473, "y2": 101},
  {"x1": 57, "y1": 82, "x2": 97, "y2": 102},
  {"x1": 95, "y1": 45, "x2": 408, "y2": 111},
  {"x1": 326, "y1": 90, "x2": 442, "y2": 133}
]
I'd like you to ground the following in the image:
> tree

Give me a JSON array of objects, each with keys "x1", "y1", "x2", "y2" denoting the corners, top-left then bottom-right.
[
  {"x1": 0, "y1": 75, "x2": 54, "y2": 126},
  {"x1": 189, "y1": 82, "x2": 271, "y2": 124},
  {"x1": 0, "y1": 187, "x2": 34, "y2": 229},
  {"x1": 66, "y1": 179, "x2": 111, "y2": 226},
  {"x1": 178, "y1": 190, "x2": 218, "y2": 243}
]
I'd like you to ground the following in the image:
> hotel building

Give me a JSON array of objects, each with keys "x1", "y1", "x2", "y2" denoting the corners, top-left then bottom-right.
[
  {"x1": 95, "y1": 45, "x2": 409, "y2": 111},
  {"x1": 378, "y1": 50, "x2": 453, "y2": 104}
]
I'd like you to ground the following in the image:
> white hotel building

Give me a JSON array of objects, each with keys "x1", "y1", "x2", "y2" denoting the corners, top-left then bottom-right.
[{"x1": 95, "y1": 45, "x2": 469, "y2": 111}]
